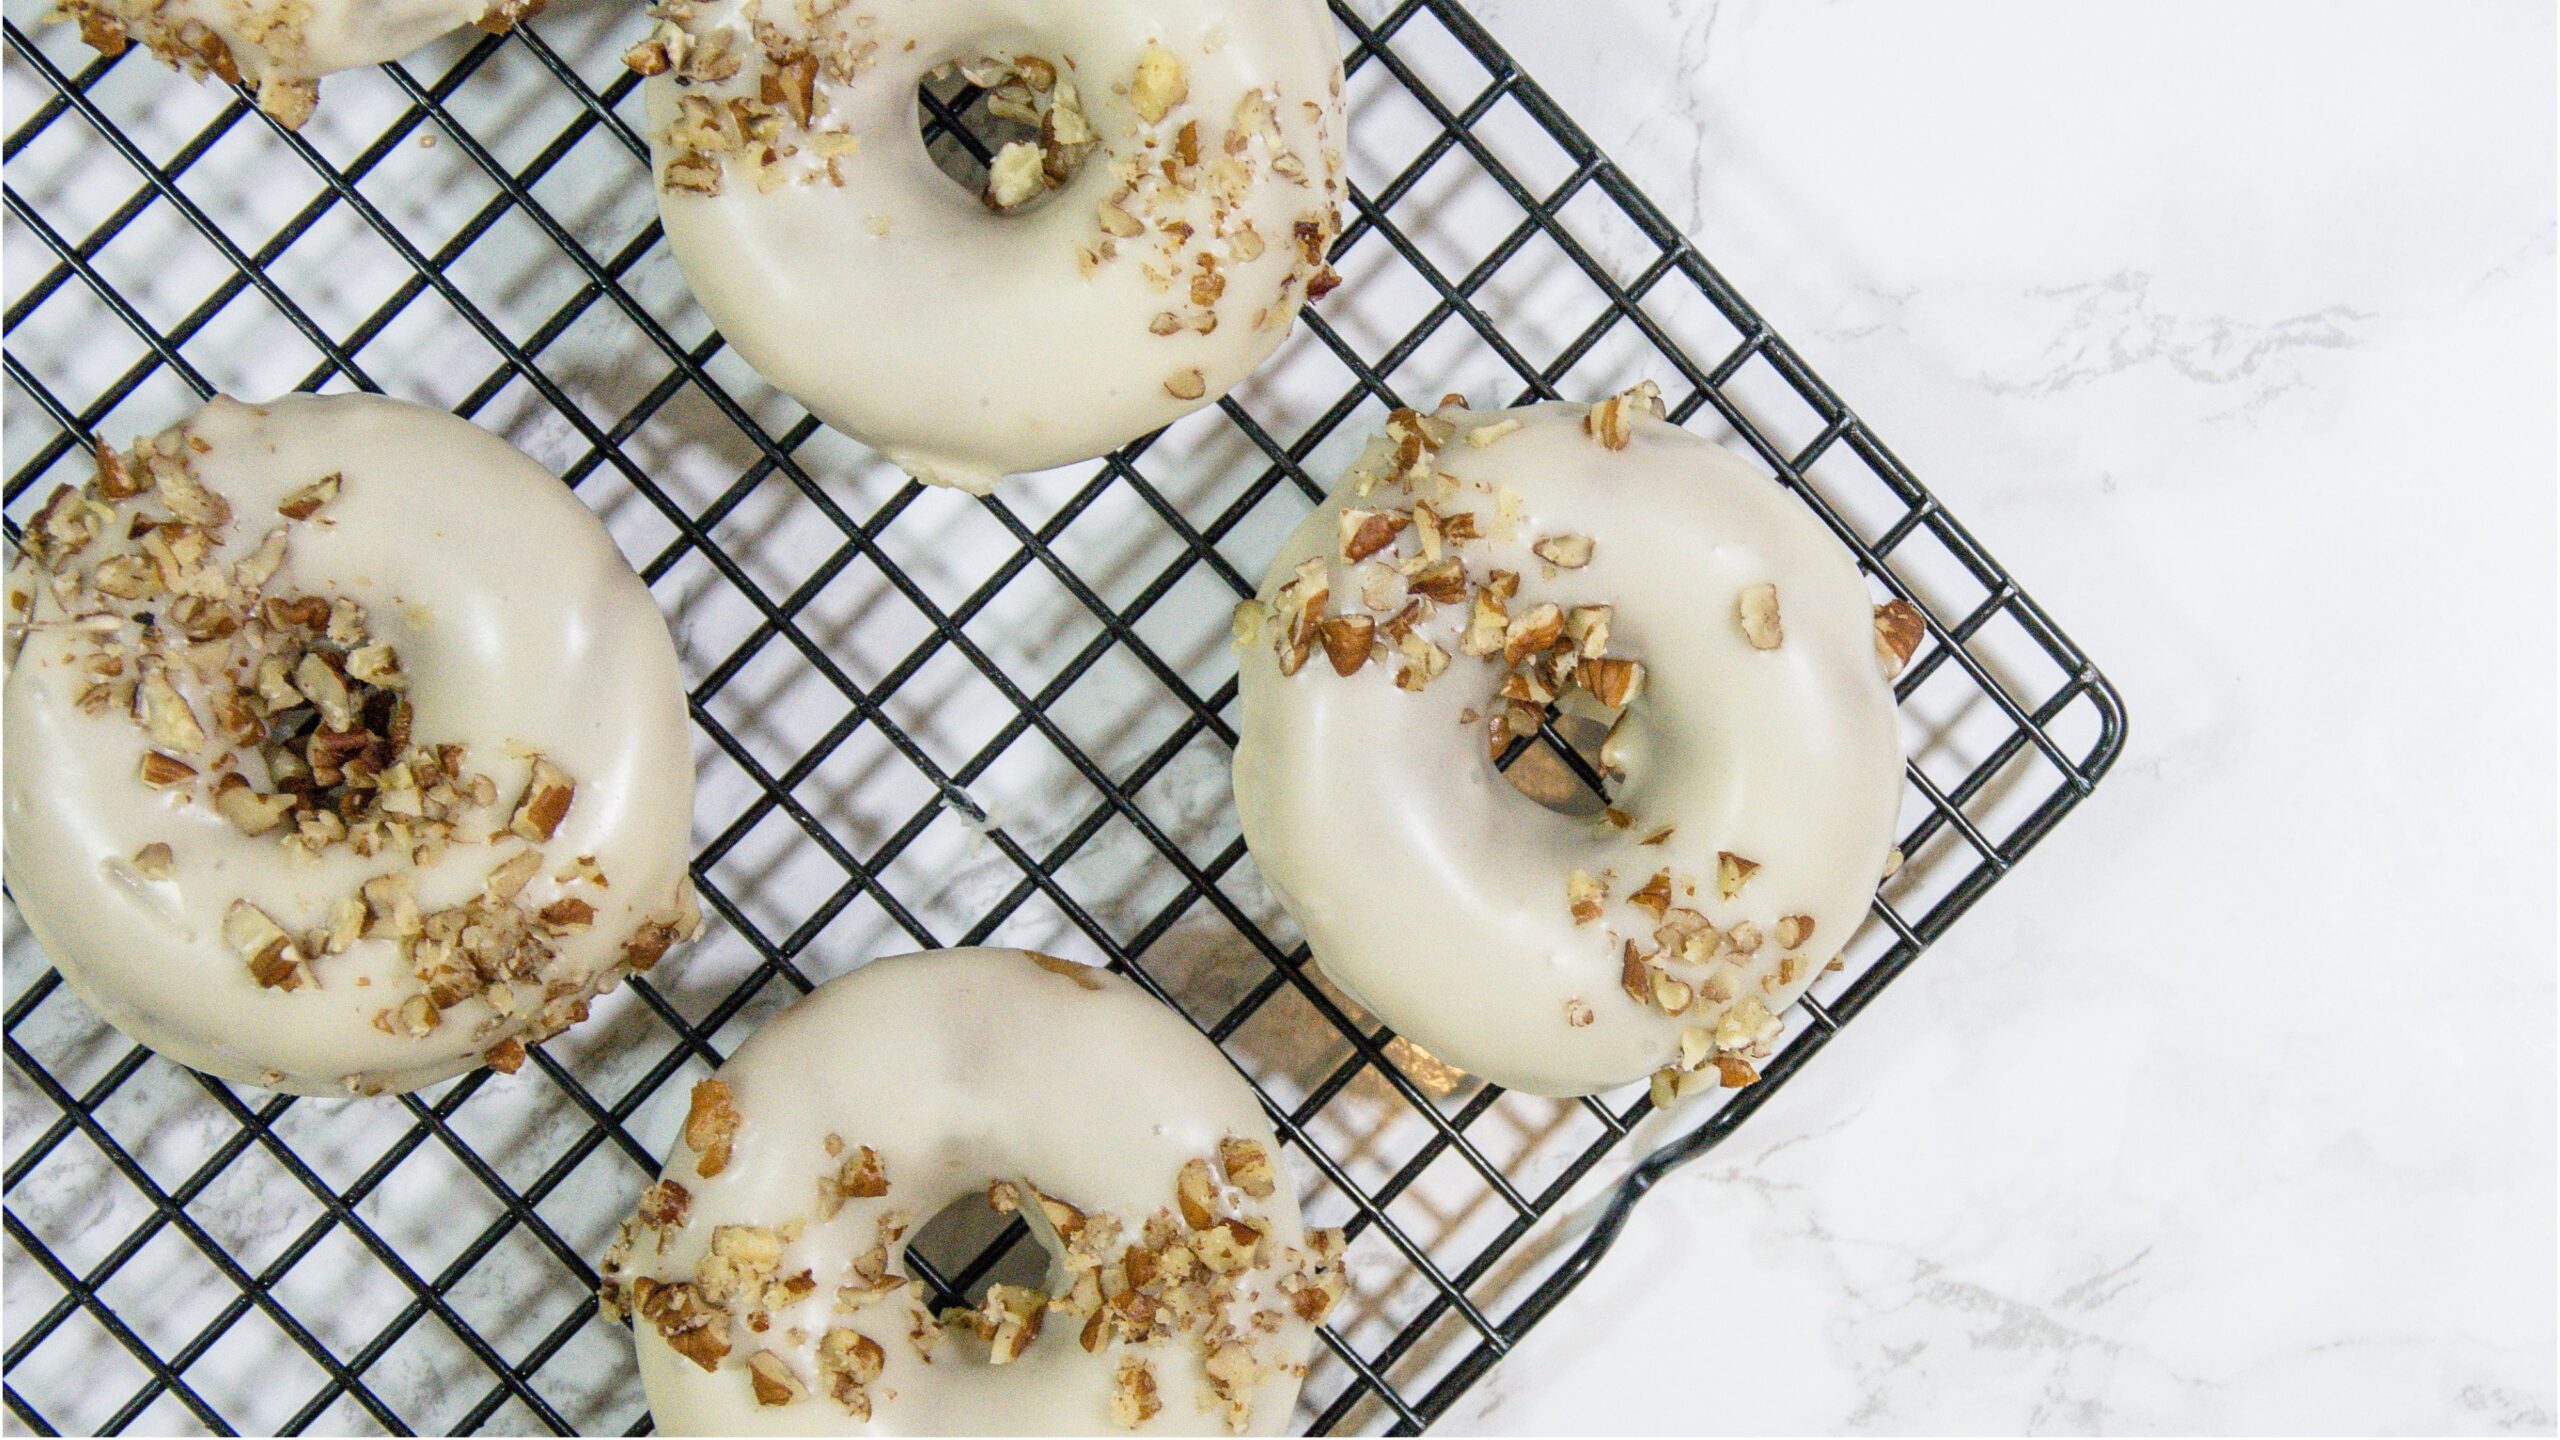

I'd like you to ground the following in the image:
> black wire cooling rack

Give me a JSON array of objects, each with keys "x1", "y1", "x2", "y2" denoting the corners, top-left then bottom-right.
[{"x1": 1, "y1": 0, "x2": 2126, "y2": 1432}]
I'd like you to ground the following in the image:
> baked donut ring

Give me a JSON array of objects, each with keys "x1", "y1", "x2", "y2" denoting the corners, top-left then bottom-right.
[
  {"x1": 55, "y1": 0, "x2": 541, "y2": 129},
  {"x1": 601, "y1": 948, "x2": 1346, "y2": 1435},
  {"x1": 629, "y1": 0, "x2": 1346, "y2": 494},
  {"x1": 4, "y1": 394, "x2": 699, "y2": 1096},
  {"x1": 1232, "y1": 390, "x2": 1914, "y2": 1099}
]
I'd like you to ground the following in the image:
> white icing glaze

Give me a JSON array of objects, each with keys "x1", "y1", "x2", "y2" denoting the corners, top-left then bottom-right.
[
  {"x1": 60, "y1": 0, "x2": 532, "y2": 127},
  {"x1": 615, "y1": 948, "x2": 1337, "y2": 1436},
  {"x1": 1232, "y1": 397, "x2": 1907, "y2": 1098},
  {"x1": 2, "y1": 394, "x2": 698, "y2": 1096},
  {"x1": 638, "y1": 0, "x2": 1346, "y2": 494}
]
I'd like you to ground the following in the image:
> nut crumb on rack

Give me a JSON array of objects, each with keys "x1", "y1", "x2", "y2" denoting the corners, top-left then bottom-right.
[{"x1": 1874, "y1": 598, "x2": 1924, "y2": 677}]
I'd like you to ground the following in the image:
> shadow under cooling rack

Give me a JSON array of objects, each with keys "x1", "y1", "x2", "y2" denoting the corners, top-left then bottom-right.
[{"x1": 0, "y1": 0, "x2": 2125, "y2": 1433}]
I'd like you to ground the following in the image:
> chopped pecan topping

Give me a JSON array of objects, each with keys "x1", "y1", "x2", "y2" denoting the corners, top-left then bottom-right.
[
  {"x1": 1620, "y1": 945, "x2": 1652, "y2": 1005},
  {"x1": 275, "y1": 472, "x2": 341, "y2": 520},
  {"x1": 213, "y1": 774, "x2": 295, "y2": 835},
  {"x1": 1318, "y1": 615, "x2": 1374, "y2": 675},
  {"x1": 1219, "y1": 1136, "x2": 1276, "y2": 1199},
  {"x1": 685, "y1": 1078, "x2": 741, "y2": 1176},
  {"x1": 1112, "y1": 1356, "x2": 1164, "y2": 1427},
  {"x1": 1129, "y1": 43, "x2": 1189, "y2": 124},
  {"x1": 1584, "y1": 382, "x2": 1662, "y2": 449},
  {"x1": 837, "y1": 1145, "x2": 888, "y2": 1199},
  {"x1": 509, "y1": 757, "x2": 576, "y2": 842},
  {"x1": 1338, "y1": 508, "x2": 1409, "y2": 562},
  {"x1": 1531, "y1": 534, "x2": 1594, "y2": 569},
  {"x1": 745, "y1": 1349, "x2": 805, "y2": 1406},
  {"x1": 638, "y1": 1179, "x2": 691, "y2": 1228},
  {"x1": 130, "y1": 842, "x2": 174, "y2": 880},
  {"x1": 1568, "y1": 869, "x2": 1607, "y2": 925},
  {"x1": 1715, "y1": 851, "x2": 1760, "y2": 901},
  {"x1": 224, "y1": 901, "x2": 306, "y2": 990},
  {"x1": 1578, "y1": 656, "x2": 1644, "y2": 708},
  {"x1": 1176, "y1": 1156, "x2": 1218, "y2": 1230},
  {"x1": 1738, "y1": 583, "x2": 1783, "y2": 650}
]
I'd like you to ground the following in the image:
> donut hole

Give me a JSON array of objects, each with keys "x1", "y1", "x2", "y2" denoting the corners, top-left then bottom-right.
[
  {"x1": 1495, "y1": 709, "x2": 1615, "y2": 817},
  {"x1": 917, "y1": 54, "x2": 1101, "y2": 215},
  {"x1": 901, "y1": 1187, "x2": 1052, "y2": 1309}
]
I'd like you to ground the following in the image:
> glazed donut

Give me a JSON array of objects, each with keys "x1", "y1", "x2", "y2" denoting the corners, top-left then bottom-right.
[
  {"x1": 601, "y1": 948, "x2": 1346, "y2": 1435},
  {"x1": 628, "y1": 0, "x2": 1346, "y2": 494},
  {"x1": 1231, "y1": 389, "x2": 1916, "y2": 1099},
  {"x1": 3, "y1": 394, "x2": 699, "y2": 1096},
  {"x1": 55, "y1": 0, "x2": 540, "y2": 128}
]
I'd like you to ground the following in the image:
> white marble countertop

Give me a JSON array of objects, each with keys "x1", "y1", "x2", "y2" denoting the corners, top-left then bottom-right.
[{"x1": 1441, "y1": 1, "x2": 2557, "y2": 1433}]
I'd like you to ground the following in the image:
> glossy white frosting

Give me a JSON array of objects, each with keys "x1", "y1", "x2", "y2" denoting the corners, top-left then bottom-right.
[
  {"x1": 59, "y1": 0, "x2": 528, "y2": 126},
  {"x1": 3, "y1": 394, "x2": 699, "y2": 1096},
  {"x1": 618, "y1": 948, "x2": 1332, "y2": 1435},
  {"x1": 639, "y1": 0, "x2": 1346, "y2": 494},
  {"x1": 1232, "y1": 398, "x2": 1907, "y2": 1097}
]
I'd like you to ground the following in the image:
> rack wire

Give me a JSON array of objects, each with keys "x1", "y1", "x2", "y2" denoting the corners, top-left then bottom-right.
[{"x1": 0, "y1": 0, "x2": 2126, "y2": 1432}]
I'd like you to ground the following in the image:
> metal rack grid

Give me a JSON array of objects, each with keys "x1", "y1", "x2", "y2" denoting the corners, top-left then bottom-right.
[{"x1": 0, "y1": 0, "x2": 2126, "y2": 1432}]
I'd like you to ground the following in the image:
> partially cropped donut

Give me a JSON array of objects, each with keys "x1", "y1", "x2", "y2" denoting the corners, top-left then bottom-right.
[
  {"x1": 630, "y1": 0, "x2": 1346, "y2": 494},
  {"x1": 601, "y1": 948, "x2": 1345, "y2": 1435},
  {"x1": 3, "y1": 394, "x2": 699, "y2": 1096},
  {"x1": 1232, "y1": 389, "x2": 1915, "y2": 1099},
  {"x1": 55, "y1": 0, "x2": 541, "y2": 128}
]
